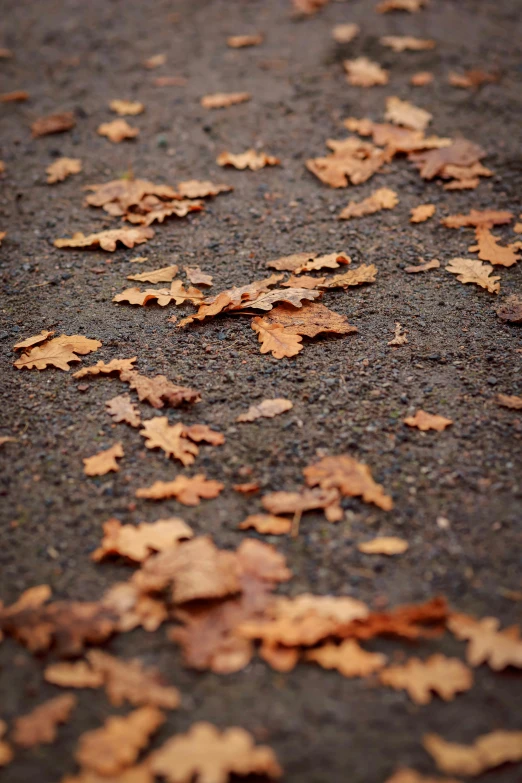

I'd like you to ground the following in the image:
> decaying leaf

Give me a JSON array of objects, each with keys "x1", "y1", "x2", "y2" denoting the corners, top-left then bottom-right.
[
  {"x1": 227, "y1": 34, "x2": 263, "y2": 48},
  {"x1": 377, "y1": 0, "x2": 427, "y2": 11},
  {"x1": 237, "y1": 398, "x2": 293, "y2": 422},
  {"x1": 73, "y1": 358, "x2": 137, "y2": 379},
  {"x1": 46, "y1": 157, "x2": 82, "y2": 184},
  {"x1": 150, "y1": 722, "x2": 282, "y2": 782},
  {"x1": 380, "y1": 655, "x2": 473, "y2": 704},
  {"x1": 344, "y1": 57, "x2": 389, "y2": 87},
  {"x1": 106, "y1": 394, "x2": 141, "y2": 427},
  {"x1": 87, "y1": 650, "x2": 181, "y2": 709},
  {"x1": 468, "y1": 227, "x2": 520, "y2": 267},
  {"x1": 332, "y1": 23, "x2": 360, "y2": 43},
  {"x1": 405, "y1": 258, "x2": 440, "y2": 273},
  {"x1": 83, "y1": 443, "x2": 124, "y2": 476},
  {"x1": 184, "y1": 266, "x2": 213, "y2": 286},
  {"x1": 127, "y1": 265, "x2": 179, "y2": 283},
  {"x1": 84, "y1": 178, "x2": 178, "y2": 212},
  {"x1": 496, "y1": 294, "x2": 522, "y2": 323},
  {"x1": 306, "y1": 135, "x2": 390, "y2": 188},
  {"x1": 358, "y1": 537, "x2": 409, "y2": 555},
  {"x1": 55, "y1": 227, "x2": 154, "y2": 251},
  {"x1": 423, "y1": 730, "x2": 522, "y2": 777},
  {"x1": 14, "y1": 334, "x2": 101, "y2": 371},
  {"x1": 136, "y1": 474, "x2": 224, "y2": 505},
  {"x1": 380, "y1": 36, "x2": 435, "y2": 51},
  {"x1": 97, "y1": 119, "x2": 139, "y2": 142},
  {"x1": 31, "y1": 111, "x2": 76, "y2": 137},
  {"x1": 410, "y1": 141, "x2": 486, "y2": 180},
  {"x1": 385, "y1": 96, "x2": 432, "y2": 131},
  {"x1": 113, "y1": 281, "x2": 203, "y2": 307},
  {"x1": 337, "y1": 597, "x2": 448, "y2": 642},
  {"x1": 320, "y1": 264, "x2": 377, "y2": 289},
  {"x1": 304, "y1": 454, "x2": 393, "y2": 511},
  {"x1": 410, "y1": 71, "x2": 434, "y2": 86},
  {"x1": 110, "y1": 99, "x2": 144, "y2": 116},
  {"x1": 0, "y1": 720, "x2": 13, "y2": 767},
  {"x1": 282, "y1": 274, "x2": 325, "y2": 289},
  {"x1": 448, "y1": 614, "x2": 522, "y2": 669},
  {"x1": 442, "y1": 209, "x2": 513, "y2": 229},
  {"x1": 446, "y1": 258, "x2": 500, "y2": 294},
  {"x1": 239, "y1": 515, "x2": 292, "y2": 535},
  {"x1": 13, "y1": 329, "x2": 55, "y2": 351},
  {"x1": 92, "y1": 517, "x2": 193, "y2": 562},
  {"x1": 410, "y1": 204, "x2": 435, "y2": 223},
  {"x1": 267, "y1": 253, "x2": 317, "y2": 271},
  {"x1": 252, "y1": 319, "x2": 304, "y2": 359},
  {"x1": 339, "y1": 188, "x2": 398, "y2": 219},
  {"x1": 120, "y1": 370, "x2": 201, "y2": 408},
  {"x1": 448, "y1": 70, "x2": 498, "y2": 89},
  {"x1": 306, "y1": 639, "x2": 387, "y2": 677},
  {"x1": 200, "y1": 92, "x2": 251, "y2": 109},
  {"x1": 258, "y1": 301, "x2": 357, "y2": 339},
  {"x1": 177, "y1": 180, "x2": 233, "y2": 198},
  {"x1": 388, "y1": 322, "x2": 408, "y2": 346},
  {"x1": 497, "y1": 393, "x2": 522, "y2": 410},
  {"x1": 404, "y1": 410, "x2": 453, "y2": 431},
  {"x1": 12, "y1": 694, "x2": 77, "y2": 747},
  {"x1": 1, "y1": 89, "x2": 29, "y2": 102},
  {"x1": 217, "y1": 150, "x2": 280, "y2": 170}
]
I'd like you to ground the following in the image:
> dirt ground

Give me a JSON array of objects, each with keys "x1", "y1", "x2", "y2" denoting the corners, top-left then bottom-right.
[{"x1": 1, "y1": 0, "x2": 521, "y2": 781}]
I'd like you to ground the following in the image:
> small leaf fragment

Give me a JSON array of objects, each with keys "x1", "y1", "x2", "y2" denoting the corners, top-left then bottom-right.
[
  {"x1": 237, "y1": 399, "x2": 293, "y2": 422},
  {"x1": 404, "y1": 410, "x2": 453, "y2": 431},
  {"x1": 358, "y1": 537, "x2": 409, "y2": 555}
]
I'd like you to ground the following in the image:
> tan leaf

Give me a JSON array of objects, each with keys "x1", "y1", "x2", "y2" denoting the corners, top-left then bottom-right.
[
  {"x1": 13, "y1": 329, "x2": 55, "y2": 351},
  {"x1": 385, "y1": 96, "x2": 432, "y2": 131},
  {"x1": 14, "y1": 335, "x2": 101, "y2": 371},
  {"x1": 217, "y1": 149, "x2": 280, "y2": 170},
  {"x1": 87, "y1": 650, "x2": 181, "y2": 709},
  {"x1": 98, "y1": 119, "x2": 139, "y2": 142},
  {"x1": 200, "y1": 92, "x2": 251, "y2": 109},
  {"x1": 76, "y1": 707, "x2": 165, "y2": 777},
  {"x1": 85, "y1": 178, "x2": 178, "y2": 211},
  {"x1": 106, "y1": 394, "x2": 141, "y2": 427},
  {"x1": 388, "y1": 322, "x2": 408, "y2": 346},
  {"x1": 404, "y1": 410, "x2": 453, "y2": 431},
  {"x1": 128, "y1": 265, "x2": 179, "y2": 283},
  {"x1": 121, "y1": 370, "x2": 200, "y2": 409},
  {"x1": 344, "y1": 118, "x2": 450, "y2": 152},
  {"x1": 44, "y1": 661, "x2": 104, "y2": 689},
  {"x1": 497, "y1": 393, "x2": 522, "y2": 410},
  {"x1": 102, "y1": 582, "x2": 168, "y2": 633},
  {"x1": 237, "y1": 399, "x2": 293, "y2": 422},
  {"x1": 182, "y1": 424, "x2": 224, "y2": 445},
  {"x1": 143, "y1": 53, "x2": 166, "y2": 69},
  {"x1": 55, "y1": 227, "x2": 154, "y2": 251},
  {"x1": 83, "y1": 443, "x2": 124, "y2": 476},
  {"x1": 125, "y1": 198, "x2": 204, "y2": 227},
  {"x1": 296, "y1": 252, "x2": 351, "y2": 273},
  {"x1": 31, "y1": 111, "x2": 76, "y2": 137},
  {"x1": 380, "y1": 35, "x2": 435, "y2": 51},
  {"x1": 320, "y1": 264, "x2": 377, "y2": 289},
  {"x1": 46, "y1": 157, "x2": 82, "y2": 184},
  {"x1": 446, "y1": 258, "x2": 500, "y2": 294},
  {"x1": 259, "y1": 641, "x2": 299, "y2": 672},
  {"x1": 405, "y1": 258, "x2": 440, "y2": 273},
  {"x1": 442, "y1": 209, "x2": 513, "y2": 229},
  {"x1": 304, "y1": 454, "x2": 393, "y2": 511},
  {"x1": 306, "y1": 639, "x2": 387, "y2": 676},
  {"x1": 377, "y1": 0, "x2": 427, "y2": 11},
  {"x1": 307, "y1": 140, "x2": 390, "y2": 188},
  {"x1": 344, "y1": 57, "x2": 389, "y2": 87},
  {"x1": 113, "y1": 287, "x2": 177, "y2": 307},
  {"x1": 177, "y1": 180, "x2": 232, "y2": 198},
  {"x1": 441, "y1": 162, "x2": 492, "y2": 182},
  {"x1": 227, "y1": 34, "x2": 263, "y2": 48},
  {"x1": 0, "y1": 721, "x2": 13, "y2": 767},
  {"x1": 73, "y1": 357, "x2": 137, "y2": 379},
  {"x1": 339, "y1": 187, "x2": 398, "y2": 219},
  {"x1": 12, "y1": 694, "x2": 77, "y2": 747},
  {"x1": 140, "y1": 419, "x2": 198, "y2": 465},
  {"x1": 423, "y1": 730, "x2": 522, "y2": 777},
  {"x1": 110, "y1": 99, "x2": 144, "y2": 116},
  {"x1": 184, "y1": 266, "x2": 213, "y2": 286},
  {"x1": 380, "y1": 654, "x2": 472, "y2": 704},
  {"x1": 358, "y1": 537, "x2": 409, "y2": 555},
  {"x1": 150, "y1": 722, "x2": 282, "y2": 783},
  {"x1": 496, "y1": 294, "x2": 522, "y2": 323},
  {"x1": 468, "y1": 227, "x2": 520, "y2": 267},
  {"x1": 92, "y1": 517, "x2": 193, "y2": 562},
  {"x1": 259, "y1": 301, "x2": 358, "y2": 338},
  {"x1": 1, "y1": 89, "x2": 29, "y2": 102},
  {"x1": 239, "y1": 287, "x2": 321, "y2": 311},
  {"x1": 262, "y1": 488, "x2": 342, "y2": 523},
  {"x1": 410, "y1": 204, "x2": 435, "y2": 223},
  {"x1": 266, "y1": 252, "x2": 317, "y2": 271},
  {"x1": 448, "y1": 70, "x2": 498, "y2": 89},
  {"x1": 136, "y1": 474, "x2": 224, "y2": 505},
  {"x1": 239, "y1": 515, "x2": 292, "y2": 535},
  {"x1": 251, "y1": 319, "x2": 303, "y2": 359},
  {"x1": 448, "y1": 614, "x2": 522, "y2": 669},
  {"x1": 384, "y1": 770, "x2": 461, "y2": 783},
  {"x1": 410, "y1": 141, "x2": 486, "y2": 180},
  {"x1": 332, "y1": 23, "x2": 360, "y2": 43},
  {"x1": 443, "y1": 177, "x2": 480, "y2": 191},
  {"x1": 233, "y1": 482, "x2": 260, "y2": 494},
  {"x1": 282, "y1": 274, "x2": 325, "y2": 289},
  {"x1": 410, "y1": 71, "x2": 434, "y2": 86}
]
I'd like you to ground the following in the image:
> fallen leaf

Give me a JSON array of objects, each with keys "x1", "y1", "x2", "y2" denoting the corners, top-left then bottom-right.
[
  {"x1": 448, "y1": 614, "x2": 522, "y2": 669},
  {"x1": 12, "y1": 694, "x2": 77, "y2": 747},
  {"x1": 292, "y1": 0, "x2": 329, "y2": 15},
  {"x1": 410, "y1": 140, "x2": 486, "y2": 180},
  {"x1": 497, "y1": 393, "x2": 522, "y2": 410},
  {"x1": 239, "y1": 287, "x2": 321, "y2": 311},
  {"x1": 83, "y1": 443, "x2": 124, "y2": 476},
  {"x1": 380, "y1": 655, "x2": 473, "y2": 704},
  {"x1": 154, "y1": 76, "x2": 187, "y2": 87},
  {"x1": 150, "y1": 722, "x2": 282, "y2": 782},
  {"x1": 305, "y1": 136, "x2": 390, "y2": 188},
  {"x1": 377, "y1": 0, "x2": 427, "y2": 11},
  {"x1": 282, "y1": 274, "x2": 325, "y2": 289},
  {"x1": 227, "y1": 34, "x2": 263, "y2": 48},
  {"x1": 98, "y1": 119, "x2": 139, "y2": 142},
  {"x1": 102, "y1": 582, "x2": 167, "y2": 634},
  {"x1": 339, "y1": 187, "x2": 398, "y2": 219},
  {"x1": 105, "y1": 394, "x2": 141, "y2": 427},
  {"x1": 143, "y1": 53, "x2": 166, "y2": 69},
  {"x1": 127, "y1": 265, "x2": 179, "y2": 283},
  {"x1": 448, "y1": 70, "x2": 498, "y2": 89},
  {"x1": 0, "y1": 231, "x2": 5, "y2": 244},
  {"x1": 423, "y1": 730, "x2": 522, "y2": 777},
  {"x1": 496, "y1": 294, "x2": 522, "y2": 323},
  {"x1": 388, "y1": 322, "x2": 408, "y2": 345},
  {"x1": 233, "y1": 482, "x2": 260, "y2": 494},
  {"x1": 0, "y1": 436, "x2": 17, "y2": 447},
  {"x1": 239, "y1": 515, "x2": 292, "y2": 535},
  {"x1": 410, "y1": 71, "x2": 434, "y2": 86},
  {"x1": 182, "y1": 424, "x2": 225, "y2": 445},
  {"x1": 410, "y1": 204, "x2": 435, "y2": 223},
  {"x1": 55, "y1": 227, "x2": 154, "y2": 252},
  {"x1": 87, "y1": 650, "x2": 181, "y2": 709},
  {"x1": 136, "y1": 474, "x2": 224, "y2": 505},
  {"x1": 251, "y1": 319, "x2": 304, "y2": 359},
  {"x1": 296, "y1": 252, "x2": 351, "y2": 273},
  {"x1": 405, "y1": 258, "x2": 440, "y2": 273},
  {"x1": 345, "y1": 118, "x2": 450, "y2": 153},
  {"x1": 267, "y1": 252, "x2": 316, "y2": 271},
  {"x1": 120, "y1": 370, "x2": 201, "y2": 408},
  {"x1": 446, "y1": 258, "x2": 500, "y2": 294},
  {"x1": 140, "y1": 419, "x2": 198, "y2": 465},
  {"x1": 1, "y1": 89, "x2": 28, "y2": 102},
  {"x1": 468, "y1": 227, "x2": 520, "y2": 267},
  {"x1": 13, "y1": 329, "x2": 55, "y2": 351},
  {"x1": 14, "y1": 335, "x2": 101, "y2": 371},
  {"x1": 0, "y1": 48, "x2": 12, "y2": 58},
  {"x1": 404, "y1": 410, "x2": 453, "y2": 431},
  {"x1": 184, "y1": 266, "x2": 213, "y2": 286},
  {"x1": 92, "y1": 517, "x2": 193, "y2": 563},
  {"x1": 46, "y1": 157, "x2": 82, "y2": 184},
  {"x1": 200, "y1": 92, "x2": 251, "y2": 109},
  {"x1": 319, "y1": 264, "x2": 377, "y2": 289},
  {"x1": 44, "y1": 661, "x2": 105, "y2": 689},
  {"x1": 113, "y1": 283, "x2": 199, "y2": 307},
  {"x1": 85, "y1": 178, "x2": 178, "y2": 212},
  {"x1": 0, "y1": 721, "x2": 13, "y2": 767},
  {"x1": 344, "y1": 57, "x2": 389, "y2": 87},
  {"x1": 304, "y1": 454, "x2": 393, "y2": 511},
  {"x1": 177, "y1": 180, "x2": 232, "y2": 198},
  {"x1": 306, "y1": 639, "x2": 387, "y2": 676},
  {"x1": 337, "y1": 597, "x2": 448, "y2": 642},
  {"x1": 332, "y1": 23, "x2": 360, "y2": 43},
  {"x1": 73, "y1": 358, "x2": 137, "y2": 379},
  {"x1": 125, "y1": 198, "x2": 203, "y2": 227},
  {"x1": 384, "y1": 770, "x2": 461, "y2": 783},
  {"x1": 31, "y1": 111, "x2": 76, "y2": 137},
  {"x1": 217, "y1": 150, "x2": 280, "y2": 170},
  {"x1": 385, "y1": 96, "x2": 432, "y2": 131},
  {"x1": 259, "y1": 301, "x2": 357, "y2": 338},
  {"x1": 262, "y1": 488, "x2": 342, "y2": 523},
  {"x1": 381, "y1": 35, "x2": 435, "y2": 51},
  {"x1": 237, "y1": 399, "x2": 293, "y2": 422},
  {"x1": 358, "y1": 537, "x2": 409, "y2": 555},
  {"x1": 110, "y1": 99, "x2": 144, "y2": 116},
  {"x1": 442, "y1": 209, "x2": 513, "y2": 229}
]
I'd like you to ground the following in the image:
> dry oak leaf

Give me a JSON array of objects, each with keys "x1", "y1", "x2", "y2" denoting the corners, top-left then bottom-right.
[
  {"x1": 442, "y1": 209, "x2": 513, "y2": 229},
  {"x1": 150, "y1": 721, "x2": 282, "y2": 783},
  {"x1": 405, "y1": 258, "x2": 440, "y2": 273},
  {"x1": 200, "y1": 92, "x2": 251, "y2": 109},
  {"x1": 83, "y1": 443, "x2": 124, "y2": 476},
  {"x1": 358, "y1": 537, "x2": 408, "y2": 555},
  {"x1": 143, "y1": 53, "x2": 166, "y2": 69},
  {"x1": 423, "y1": 730, "x2": 522, "y2": 777},
  {"x1": 252, "y1": 319, "x2": 303, "y2": 359},
  {"x1": 410, "y1": 204, "x2": 435, "y2": 223},
  {"x1": 380, "y1": 36, "x2": 435, "y2": 51},
  {"x1": 410, "y1": 140, "x2": 486, "y2": 180},
  {"x1": 497, "y1": 393, "x2": 522, "y2": 410},
  {"x1": 241, "y1": 287, "x2": 321, "y2": 311},
  {"x1": 237, "y1": 398, "x2": 293, "y2": 422},
  {"x1": 0, "y1": 721, "x2": 13, "y2": 767},
  {"x1": 14, "y1": 334, "x2": 101, "y2": 371},
  {"x1": 140, "y1": 419, "x2": 199, "y2": 465},
  {"x1": 136, "y1": 474, "x2": 224, "y2": 505},
  {"x1": 227, "y1": 34, "x2": 263, "y2": 48},
  {"x1": 267, "y1": 252, "x2": 317, "y2": 271},
  {"x1": 388, "y1": 322, "x2": 408, "y2": 346},
  {"x1": 237, "y1": 538, "x2": 292, "y2": 583},
  {"x1": 332, "y1": 23, "x2": 360, "y2": 43},
  {"x1": 468, "y1": 227, "x2": 520, "y2": 267},
  {"x1": 306, "y1": 137, "x2": 390, "y2": 188},
  {"x1": 98, "y1": 119, "x2": 139, "y2": 142},
  {"x1": 76, "y1": 707, "x2": 165, "y2": 777},
  {"x1": 282, "y1": 274, "x2": 325, "y2": 289},
  {"x1": 306, "y1": 639, "x2": 388, "y2": 677},
  {"x1": 184, "y1": 266, "x2": 213, "y2": 286},
  {"x1": 411, "y1": 71, "x2": 434, "y2": 86},
  {"x1": 102, "y1": 581, "x2": 168, "y2": 633},
  {"x1": 296, "y1": 252, "x2": 351, "y2": 274},
  {"x1": 217, "y1": 150, "x2": 280, "y2": 170},
  {"x1": 380, "y1": 654, "x2": 473, "y2": 704},
  {"x1": 385, "y1": 96, "x2": 432, "y2": 132},
  {"x1": 113, "y1": 282, "x2": 201, "y2": 307},
  {"x1": 110, "y1": 99, "x2": 144, "y2": 116},
  {"x1": 239, "y1": 515, "x2": 292, "y2": 535},
  {"x1": 496, "y1": 294, "x2": 522, "y2": 323},
  {"x1": 55, "y1": 227, "x2": 154, "y2": 252},
  {"x1": 260, "y1": 301, "x2": 357, "y2": 339},
  {"x1": 12, "y1": 694, "x2": 77, "y2": 747},
  {"x1": 339, "y1": 187, "x2": 398, "y2": 220},
  {"x1": 344, "y1": 57, "x2": 389, "y2": 87},
  {"x1": 404, "y1": 410, "x2": 453, "y2": 431},
  {"x1": 31, "y1": 111, "x2": 76, "y2": 137},
  {"x1": 448, "y1": 614, "x2": 522, "y2": 669},
  {"x1": 124, "y1": 197, "x2": 204, "y2": 228},
  {"x1": 128, "y1": 265, "x2": 179, "y2": 283},
  {"x1": 1, "y1": 89, "x2": 29, "y2": 102},
  {"x1": 92, "y1": 517, "x2": 193, "y2": 563},
  {"x1": 45, "y1": 661, "x2": 105, "y2": 689},
  {"x1": 344, "y1": 118, "x2": 450, "y2": 153},
  {"x1": 73, "y1": 357, "x2": 137, "y2": 379},
  {"x1": 337, "y1": 597, "x2": 448, "y2": 642},
  {"x1": 86, "y1": 650, "x2": 181, "y2": 709},
  {"x1": 233, "y1": 482, "x2": 260, "y2": 494},
  {"x1": 448, "y1": 70, "x2": 498, "y2": 89},
  {"x1": 46, "y1": 157, "x2": 82, "y2": 184},
  {"x1": 377, "y1": 0, "x2": 427, "y2": 11},
  {"x1": 446, "y1": 258, "x2": 500, "y2": 294},
  {"x1": 85, "y1": 178, "x2": 178, "y2": 211},
  {"x1": 177, "y1": 180, "x2": 232, "y2": 199},
  {"x1": 385, "y1": 770, "x2": 461, "y2": 783},
  {"x1": 121, "y1": 370, "x2": 201, "y2": 409},
  {"x1": 13, "y1": 329, "x2": 55, "y2": 351},
  {"x1": 182, "y1": 424, "x2": 225, "y2": 445},
  {"x1": 106, "y1": 394, "x2": 141, "y2": 427},
  {"x1": 261, "y1": 487, "x2": 342, "y2": 523},
  {"x1": 304, "y1": 453, "x2": 393, "y2": 511},
  {"x1": 320, "y1": 264, "x2": 377, "y2": 289}
]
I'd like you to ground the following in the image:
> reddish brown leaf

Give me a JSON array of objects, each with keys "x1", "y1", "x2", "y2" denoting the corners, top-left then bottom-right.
[
  {"x1": 83, "y1": 443, "x2": 124, "y2": 476},
  {"x1": 120, "y1": 370, "x2": 200, "y2": 409},
  {"x1": 12, "y1": 695, "x2": 77, "y2": 747},
  {"x1": 32, "y1": 111, "x2": 76, "y2": 137},
  {"x1": 468, "y1": 227, "x2": 520, "y2": 267},
  {"x1": 136, "y1": 474, "x2": 224, "y2": 505}
]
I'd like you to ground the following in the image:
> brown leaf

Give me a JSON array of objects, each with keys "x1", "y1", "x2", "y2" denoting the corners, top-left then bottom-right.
[
  {"x1": 109, "y1": 99, "x2": 144, "y2": 116},
  {"x1": 106, "y1": 394, "x2": 141, "y2": 427},
  {"x1": 380, "y1": 36, "x2": 435, "y2": 51},
  {"x1": 177, "y1": 180, "x2": 232, "y2": 198},
  {"x1": 239, "y1": 515, "x2": 292, "y2": 535},
  {"x1": 262, "y1": 488, "x2": 343, "y2": 523},
  {"x1": 410, "y1": 204, "x2": 435, "y2": 223},
  {"x1": 240, "y1": 287, "x2": 321, "y2": 311},
  {"x1": 233, "y1": 482, "x2": 260, "y2": 494},
  {"x1": 46, "y1": 157, "x2": 82, "y2": 184},
  {"x1": 388, "y1": 322, "x2": 408, "y2": 346},
  {"x1": 85, "y1": 178, "x2": 178, "y2": 211},
  {"x1": 320, "y1": 264, "x2": 378, "y2": 289},
  {"x1": 237, "y1": 398, "x2": 293, "y2": 422},
  {"x1": 423, "y1": 730, "x2": 522, "y2": 777},
  {"x1": 266, "y1": 252, "x2": 316, "y2": 271},
  {"x1": 97, "y1": 119, "x2": 139, "y2": 142},
  {"x1": 296, "y1": 252, "x2": 351, "y2": 273},
  {"x1": 13, "y1": 329, "x2": 55, "y2": 351},
  {"x1": 251, "y1": 319, "x2": 303, "y2": 359},
  {"x1": 448, "y1": 69, "x2": 498, "y2": 89},
  {"x1": 468, "y1": 227, "x2": 520, "y2": 267},
  {"x1": 497, "y1": 393, "x2": 522, "y2": 410},
  {"x1": 496, "y1": 294, "x2": 522, "y2": 323},
  {"x1": 76, "y1": 707, "x2": 165, "y2": 777},
  {"x1": 227, "y1": 34, "x2": 263, "y2": 48},
  {"x1": 14, "y1": 334, "x2": 101, "y2": 371},
  {"x1": 307, "y1": 138, "x2": 390, "y2": 188},
  {"x1": 136, "y1": 474, "x2": 224, "y2": 505},
  {"x1": 0, "y1": 436, "x2": 17, "y2": 447},
  {"x1": 384, "y1": 770, "x2": 460, "y2": 783},
  {"x1": 0, "y1": 721, "x2": 13, "y2": 767},
  {"x1": 404, "y1": 410, "x2": 453, "y2": 431},
  {"x1": 332, "y1": 23, "x2": 360, "y2": 43},
  {"x1": 380, "y1": 654, "x2": 473, "y2": 704},
  {"x1": 150, "y1": 722, "x2": 282, "y2": 782},
  {"x1": 92, "y1": 517, "x2": 193, "y2": 563},
  {"x1": 306, "y1": 639, "x2": 388, "y2": 676},
  {"x1": 1, "y1": 89, "x2": 29, "y2": 102},
  {"x1": 55, "y1": 227, "x2": 154, "y2": 251},
  {"x1": 140, "y1": 419, "x2": 198, "y2": 465},
  {"x1": 292, "y1": 0, "x2": 330, "y2": 15},
  {"x1": 442, "y1": 208, "x2": 513, "y2": 229},
  {"x1": 410, "y1": 71, "x2": 434, "y2": 86},
  {"x1": 259, "y1": 301, "x2": 358, "y2": 338},
  {"x1": 358, "y1": 537, "x2": 409, "y2": 555},
  {"x1": 120, "y1": 370, "x2": 200, "y2": 409},
  {"x1": 83, "y1": 443, "x2": 124, "y2": 476},
  {"x1": 282, "y1": 274, "x2": 325, "y2": 289},
  {"x1": 31, "y1": 111, "x2": 76, "y2": 137},
  {"x1": 182, "y1": 266, "x2": 212, "y2": 287},
  {"x1": 182, "y1": 424, "x2": 225, "y2": 445},
  {"x1": 385, "y1": 96, "x2": 432, "y2": 131},
  {"x1": 87, "y1": 650, "x2": 180, "y2": 709},
  {"x1": 448, "y1": 613, "x2": 522, "y2": 669},
  {"x1": 143, "y1": 53, "x2": 166, "y2": 69},
  {"x1": 405, "y1": 258, "x2": 440, "y2": 273},
  {"x1": 45, "y1": 661, "x2": 105, "y2": 689},
  {"x1": 410, "y1": 140, "x2": 486, "y2": 180},
  {"x1": 73, "y1": 357, "x2": 137, "y2": 379},
  {"x1": 127, "y1": 265, "x2": 179, "y2": 283},
  {"x1": 12, "y1": 694, "x2": 77, "y2": 747},
  {"x1": 446, "y1": 258, "x2": 500, "y2": 294},
  {"x1": 102, "y1": 582, "x2": 167, "y2": 633},
  {"x1": 304, "y1": 454, "x2": 393, "y2": 511},
  {"x1": 237, "y1": 538, "x2": 292, "y2": 583},
  {"x1": 344, "y1": 57, "x2": 388, "y2": 87},
  {"x1": 339, "y1": 187, "x2": 398, "y2": 219},
  {"x1": 217, "y1": 150, "x2": 280, "y2": 170},
  {"x1": 337, "y1": 597, "x2": 448, "y2": 642},
  {"x1": 377, "y1": 0, "x2": 427, "y2": 11},
  {"x1": 200, "y1": 92, "x2": 251, "y2": 109}
]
